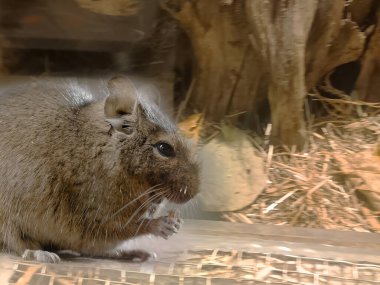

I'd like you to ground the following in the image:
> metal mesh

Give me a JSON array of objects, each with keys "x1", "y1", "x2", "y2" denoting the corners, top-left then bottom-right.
[{"x1": 5, "y1": 249, "x2": 380, "y2": 285}]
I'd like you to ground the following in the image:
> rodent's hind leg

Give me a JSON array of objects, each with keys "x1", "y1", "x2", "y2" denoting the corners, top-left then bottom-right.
[
  {"x1": 1, "y1": 226, "x2": 61, "y2": 263},
  {"x1": 103, "y1": 249, "x2": 156, "y2": 262},
  {"x1": 22, "y1": 249, "x2": 61, "y2": 263}
]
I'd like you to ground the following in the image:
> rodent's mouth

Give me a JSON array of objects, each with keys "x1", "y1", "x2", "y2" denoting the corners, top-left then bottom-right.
[
  {"x1": 165, "y1": 186, "x2": 195, "y2": 204},
  {"x1": 148, "y1": 187, "x2": 192, "y2": 204}
]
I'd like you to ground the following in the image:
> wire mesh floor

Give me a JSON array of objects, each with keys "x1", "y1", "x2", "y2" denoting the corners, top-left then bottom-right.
[
  {"x1": 5, "y1": 249, "x2": 380, "y2": 285},
  {"x1": 2, "y1": 220, "x2": 380, "y2": 285}
]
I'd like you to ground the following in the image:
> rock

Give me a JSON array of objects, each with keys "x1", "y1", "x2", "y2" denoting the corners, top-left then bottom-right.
[{"x1": 198, "y1": 125, "x2": 267, "y2": 212}]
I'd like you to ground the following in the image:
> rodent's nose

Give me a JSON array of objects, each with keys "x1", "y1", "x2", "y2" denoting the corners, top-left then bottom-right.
[{"x1": 177, "y1": 175, "x2": 200, "y2": 203}]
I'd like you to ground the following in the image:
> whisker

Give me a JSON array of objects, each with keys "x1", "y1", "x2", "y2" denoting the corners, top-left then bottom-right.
[
  {"x1": 122, "y1": 190, "x2": 168, "y2": 231},
  {"x1": 103, "y1": 184, "x2": 163, "y2": 223},
  {"x1": 122, "y1": 196, "x2": 159, "y2": 233},
  {"x1": 132, "y1": 197, "x2": 164, "y2": 238},
  {"x1": 132, "y1": 188, "x2": 174, "y2": 235},
  {"x1": 133, "y1": 217, "x2": 152, "y2": 238},
  {"x1": 137, "y1": 191, "x2": 166, "y2": 221}
]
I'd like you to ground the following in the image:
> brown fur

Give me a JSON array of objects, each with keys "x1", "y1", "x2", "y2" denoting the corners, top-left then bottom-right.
[{"x1": 0, "y1": 77, "x2": 199, "y2": 260}]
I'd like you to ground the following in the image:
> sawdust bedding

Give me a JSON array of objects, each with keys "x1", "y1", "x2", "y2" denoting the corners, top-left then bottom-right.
[
  {"x1": 179, "y1": 97, "x2": 380, "y2": 233},
  {"x1": 224, "y1": 109, "x2": 380, "y2": 233}
]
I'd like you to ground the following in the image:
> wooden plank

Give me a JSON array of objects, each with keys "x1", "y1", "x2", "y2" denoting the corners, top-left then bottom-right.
[
  {"x1": 183, "y1": 219, "x2": 380, "y2": 249},
  {"x1": 0, "y1": 0, "x2": 159, "y2": 50}
]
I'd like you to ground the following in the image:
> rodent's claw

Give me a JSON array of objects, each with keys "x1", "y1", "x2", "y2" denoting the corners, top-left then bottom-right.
[
  {"x1": 150, "y1": 252, "x2": 158, "y2": 261},
  {"x1": 152, "y1": 215, "x2": 183, "y2": 239},
  {"x1": 22, "y1": 249, "x2": 61, "y2": 263}
]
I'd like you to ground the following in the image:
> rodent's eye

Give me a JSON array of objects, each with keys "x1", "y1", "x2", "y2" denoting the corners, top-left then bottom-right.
[
  {"x1": 154, "y1": 142, "x2": 175, "y2": 158},
  {"x1": 121, "y1": 123, "x2": 133, "y2": 135}
]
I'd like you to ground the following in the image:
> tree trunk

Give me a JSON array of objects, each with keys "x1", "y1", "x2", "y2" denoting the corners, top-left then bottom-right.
[
  {"x1": 161, "y1": 0, "x2": 262, "y2": 121},
  {"x1": 246, "y1": 0, "x2": 319, "y2": 147},
  {"x1": 305, "y1": 1, "x2": 365, "y2": 90},
  {"x1": 356, "y1": 5, "x2": 380, "y2": 102},
  {"x1": 162, "y1": 0, "x2": 372, "y2": 147}
]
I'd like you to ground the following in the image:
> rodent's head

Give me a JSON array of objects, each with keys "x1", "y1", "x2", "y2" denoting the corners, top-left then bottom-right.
[{"x1": 104, "y1": 76, "x2": 199, "y2": 204}]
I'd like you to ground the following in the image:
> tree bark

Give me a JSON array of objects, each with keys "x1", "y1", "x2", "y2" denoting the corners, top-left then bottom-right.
[
  {"x1": 163, "y1": 0, "x2": 372, "y2": 147},
  {"x1": 306, "y1": 1, "x2": 365, "y2": 90},
  {"x1": 356, "y1": 6, "x2": 380, "y2": 102},
  {"x1": 246, "y1": 0, "x2": 319, "y2": 147},
  {"x1": 161, "y1": 0, "x2": 262, "y2": 122}
]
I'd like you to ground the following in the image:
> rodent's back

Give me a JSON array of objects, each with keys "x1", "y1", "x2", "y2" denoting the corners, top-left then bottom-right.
[
  {"x1": 0, "y1": 79, "x2": 109, "y2": 249},
  {"x1": 0, "y1": 79, "x2": 104, "y2": 181},
  {"x1": 0, "y1": 78, "x2": 103, "y2": 147}
]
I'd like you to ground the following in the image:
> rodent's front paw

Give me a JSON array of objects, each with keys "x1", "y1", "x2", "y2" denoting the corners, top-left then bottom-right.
[
  {"x1": 144, "y1": 202, "x2": 163, "y2": 219},
  {"x1": 151, "y1": 215, "x2": 183, "y2": 239},
  {"x1": 22, "y1": 249, "x2": 60, "y2": 263}
]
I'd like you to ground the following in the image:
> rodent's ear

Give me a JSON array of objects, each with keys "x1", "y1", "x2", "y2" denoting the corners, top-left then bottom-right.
[
  {"x1": 104, "y1": 76, "x2": 139, "y2": 118},
  {"x1": 105, "y1": 118, "x2": 135, "y2": 137},
  {"x1": 138, "y1": 84, "x2": 161, "y2": 107}
]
